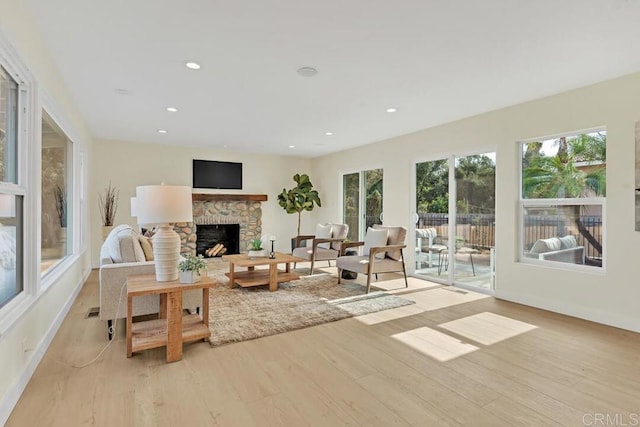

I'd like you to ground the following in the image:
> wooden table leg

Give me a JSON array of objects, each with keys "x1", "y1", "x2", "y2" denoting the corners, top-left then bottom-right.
[
  {"x1": 126, "y1": 294, "x2": 133, "y2": 358},
  {"x1": 228, "y1": 262, "x2": 235, "y2": 289},
  {"x1": 202, "y1": 287, "x2": 210, "y2": 342},
  {"x1": 166, "y1": 290, "x2": 183, "y2": 363},
  {"x1": 159, "y1": 293, "x2": 167, "y2": 319},
  {"x1": 269, "y1": 264, "x2": 278, "y2": 292}
]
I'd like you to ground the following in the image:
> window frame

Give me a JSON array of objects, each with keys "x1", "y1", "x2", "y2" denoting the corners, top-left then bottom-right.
[
  {"x1": 40, "y1": 109, "x2": 75, "y2": 278},
  {"x1": 517, "y1": 128, "x2": 606, "y2": 272},
  {"x1": 0, "y1": 42, "x2": 32, "y2": 325},
  {"x1": 0, "y1": 33, "x2": 86, "y2": 335}
]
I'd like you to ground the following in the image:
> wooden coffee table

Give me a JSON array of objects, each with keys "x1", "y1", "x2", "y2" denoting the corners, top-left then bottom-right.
[{"x1": 222, "y1": 252, "x2": 303, "y2": 292}]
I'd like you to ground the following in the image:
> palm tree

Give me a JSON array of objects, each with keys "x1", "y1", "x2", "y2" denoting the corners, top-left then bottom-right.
[{"x1": 522, "y1": 134, "x2": 606, "y2": 256}]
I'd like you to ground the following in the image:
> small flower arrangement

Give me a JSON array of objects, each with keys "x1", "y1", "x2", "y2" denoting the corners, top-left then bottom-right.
[{"x1": 178, "y1": 254, "x2": 207, "y2": 275}]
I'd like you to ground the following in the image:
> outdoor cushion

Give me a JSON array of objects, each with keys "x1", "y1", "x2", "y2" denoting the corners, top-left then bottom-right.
[
  {"x1": 530, "y1": 237, "x2": 562, "y2": 254},
  {"x1": 559, "y1": 235, "x2": 577, "y2": 249}
]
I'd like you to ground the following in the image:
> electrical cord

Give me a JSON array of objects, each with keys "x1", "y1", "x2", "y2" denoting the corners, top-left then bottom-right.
[{"x1": 73, "y1": 280, "x2": 127, "y2": 368}]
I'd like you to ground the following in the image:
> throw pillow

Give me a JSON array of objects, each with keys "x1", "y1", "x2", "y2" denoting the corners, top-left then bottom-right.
[
  {"x1": 315, "y1": 223, "x2": 333, "y2": 249},
  {"x1": 363, "y1": 227, "x2": 389, "y2": 259},
  {"x1": 328, "y1": 223, "x2": 348, "y2": 250},
  {"x1": 139, "y1": 235, "x2": 154, "y2": 261}
]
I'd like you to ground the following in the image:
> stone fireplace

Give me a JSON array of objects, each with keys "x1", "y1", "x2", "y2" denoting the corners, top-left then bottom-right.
[{"x1": 174, "y1": 194, "x2": 266, "y2": 256}]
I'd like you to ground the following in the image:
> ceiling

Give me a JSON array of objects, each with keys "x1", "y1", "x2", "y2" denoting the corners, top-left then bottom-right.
[{"x1": 25, "y1": 0, "x2": 640, "y2": 158}]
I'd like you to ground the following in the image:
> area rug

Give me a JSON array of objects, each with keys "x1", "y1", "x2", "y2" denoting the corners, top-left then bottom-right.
[{"x1": 205, "y1": 262, "x2": 414, "y2": 346}]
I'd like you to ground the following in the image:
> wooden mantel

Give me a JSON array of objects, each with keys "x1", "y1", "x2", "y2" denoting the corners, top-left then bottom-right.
[{"x1": 191, "y1": 193, "x2": 268, "y2": 202}]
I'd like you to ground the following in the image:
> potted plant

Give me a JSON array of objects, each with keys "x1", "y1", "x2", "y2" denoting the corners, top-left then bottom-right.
[
  {"x1": 178, "y1": 254, "x2": 207, "y2": 283},
  {"x1": 248, "y1": 238, "x2": 265, "y2": 258},
  {"x1": 277, "y1": 173, "x2": 322, "y2": 249},
  {"x1": 98, "y1": 182, "x2": 119, "y2": 240}
]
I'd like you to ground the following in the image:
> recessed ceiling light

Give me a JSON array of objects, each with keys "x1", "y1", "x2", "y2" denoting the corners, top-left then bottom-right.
[
  {"x1": 114, "y1": 88, "x2": 133, "y2": 96},
  {"x1": 325, "y1": 132, "x2": 333, "y2": 136},
  {"x1": 185, "y1": 61, "x2": 201, "y2": 70},
  {"x1": 157, "y1": 129, "x2": 168, "y2": 134},
  {"x1": 386, "y1": 108, "x2": 398, "y2": 113},
  {"x1": 166, "y1": 107, "x2": 178, "y2": 112},
  {"x1": 288, "y1": 145, "x2": 295, "y2": 148},
  {"x1": 297, "y1": 67, "x2": 318, "y2": 77}
]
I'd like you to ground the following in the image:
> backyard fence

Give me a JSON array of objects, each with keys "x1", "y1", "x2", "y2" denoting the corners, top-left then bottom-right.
[{"x1": 417, "y1": 213, "x2": 603, "y2": 261}]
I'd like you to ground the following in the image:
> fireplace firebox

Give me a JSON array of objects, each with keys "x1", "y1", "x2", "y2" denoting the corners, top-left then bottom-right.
[{"x1": 196, "y1": 224, "x2": 240, "y2": 257}]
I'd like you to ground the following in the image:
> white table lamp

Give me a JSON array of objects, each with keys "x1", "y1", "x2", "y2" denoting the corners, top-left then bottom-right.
[
  {"x1": 130, "y1": 197, "x2": 137, "y2": 217},
  {"x1": 135, "y1": 185, "x2": 193, "y2": 281}
]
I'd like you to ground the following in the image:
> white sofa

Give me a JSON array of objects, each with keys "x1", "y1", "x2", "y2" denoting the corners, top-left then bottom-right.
[
  {"x1": 99, "y1": 224, "x2": 201, "y2": 339},
  {"x1": 525, "y1": 235, "x2": 585, "y2": 264}
]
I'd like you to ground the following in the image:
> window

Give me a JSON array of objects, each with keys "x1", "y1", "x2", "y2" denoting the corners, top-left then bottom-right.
[
  {"x1": 1, "y1": 66, "x2": 18, "y2": 183},
  {"x1": 41, "y1": 111, "x2": 73, "y2": 275},
  {"x1": 520, "y1": 130, "x2": 606, "y2": 268},
  {"x1": 342, "y1": 168, "x2": 383, "y2": 241},
  {"x1": 0, "y1": 65, "x2": 24, "y2": 307}
]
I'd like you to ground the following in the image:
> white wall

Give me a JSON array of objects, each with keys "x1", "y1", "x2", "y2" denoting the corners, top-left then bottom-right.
[
  {"x1": 90, "y1": 139, "x2": 314, "y2": 266},
  {"x1": 311, "y1": 72, "x2": 640, "y2": 333},
  {"x1": 0, "y1": 2, "x2": 94, "y2": 424}
]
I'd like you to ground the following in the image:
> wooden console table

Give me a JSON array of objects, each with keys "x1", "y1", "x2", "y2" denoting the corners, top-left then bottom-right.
[
  {"x1": 222, "y1": 252, "x2": 303, "y2": 292},
  {"x1": 126, "y1": 274, "x2": 216, "y2": 362}
]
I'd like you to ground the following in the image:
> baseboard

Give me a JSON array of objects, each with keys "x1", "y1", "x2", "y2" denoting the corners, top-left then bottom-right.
[
  {"x1": 495, "y1": 289, "x2": 640, "y2": 333},
  {"x1": 0, "y1": 267, "x2": 91, "y2": 426}
]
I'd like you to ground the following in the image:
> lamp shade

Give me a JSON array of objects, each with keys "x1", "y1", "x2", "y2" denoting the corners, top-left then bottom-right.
[
  {"x1": 130, "y1": 197, "x2": 137, "y2": 217},
  {"x1": 135, "y1": 185, "x2": 193, "y2": 225},
  {"x1": 134, "y1": 184, "x2": 192, "y2": 282},
  {"x1": 0, "y1": 194, "x2": 16, "y2": 218}
]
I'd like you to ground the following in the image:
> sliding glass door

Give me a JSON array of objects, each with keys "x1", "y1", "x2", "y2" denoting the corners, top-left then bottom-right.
[
  {"x1": 414, "y1": 153, "x2": 495, "y2": 291},
  {"x1": 342, "y1": 168, "x2": 383, "y2": 241}
]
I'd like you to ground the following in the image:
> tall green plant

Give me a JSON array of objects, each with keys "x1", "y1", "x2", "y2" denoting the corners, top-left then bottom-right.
[{"x1": 277, "y1": 174, "x2": 322, "y2": 236}]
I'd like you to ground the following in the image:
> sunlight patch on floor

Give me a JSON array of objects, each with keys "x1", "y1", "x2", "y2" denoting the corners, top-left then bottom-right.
[
  {"x1": 438, "y1": 312, "x2": 537, "y2": 345},
  {"x1": 355, "y1": 304, "x2": 426, "y2": 325},
  {"x1": 404, "y1": 287, "x2": 489, "y2": 311},
  {"x1": 392, "y1": 327, "x2": 479, "y2": 362}
]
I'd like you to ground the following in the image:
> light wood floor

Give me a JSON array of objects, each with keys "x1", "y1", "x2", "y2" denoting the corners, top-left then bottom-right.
[{"x1": 7, "y1": 266, "x2": 640, "y2": 426}]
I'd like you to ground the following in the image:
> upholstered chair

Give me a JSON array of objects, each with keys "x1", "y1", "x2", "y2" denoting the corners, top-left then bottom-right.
[
  {"x1": 336, "y1": 225, "x2": 408, "y2": 293},
  {"x1": 292, "y1": 223, "x2": 349, "y2": 275}
]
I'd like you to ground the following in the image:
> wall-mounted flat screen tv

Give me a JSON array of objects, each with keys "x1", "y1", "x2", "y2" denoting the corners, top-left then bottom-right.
[{"x1": 193, "y1": 159, "x2": 243, "y2": 190}]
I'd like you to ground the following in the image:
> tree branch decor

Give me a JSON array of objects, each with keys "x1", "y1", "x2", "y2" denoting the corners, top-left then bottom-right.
[
  {"x1": 98, "y1": 182, "x2": 119, "y2": 226},
  {"x1": 54, "y1": 184, "x2": 67, "y2": 228}
]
